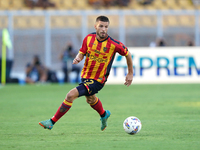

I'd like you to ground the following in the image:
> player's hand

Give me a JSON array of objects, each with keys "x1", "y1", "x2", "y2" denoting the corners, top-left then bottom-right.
[
  {"x1": 73, "y1": 57, "x2": 81, "y2": 64},
  {"x1": 124, "y1": 73, "x2": 133, "y2": 87}
]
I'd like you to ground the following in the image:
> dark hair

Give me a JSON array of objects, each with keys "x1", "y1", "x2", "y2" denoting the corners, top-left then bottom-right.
[
  {"x1": 34, "y1": 55, "x2": 41, "y2": 65},
  {"x1": 96, "y1": 16, "x2": 109, "y2": 23}
]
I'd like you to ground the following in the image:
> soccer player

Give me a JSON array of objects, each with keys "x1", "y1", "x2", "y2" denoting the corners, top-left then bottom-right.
[{"x1": 39, "y1": 15, "x2": 133, "y2": 131}]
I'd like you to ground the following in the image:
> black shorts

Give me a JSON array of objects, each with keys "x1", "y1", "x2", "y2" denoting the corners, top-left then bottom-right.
[{"x1": 76, "y1": 78, "x2": 104, "y2": 97}]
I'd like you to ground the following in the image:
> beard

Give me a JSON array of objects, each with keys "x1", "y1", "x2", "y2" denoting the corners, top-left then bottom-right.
[{"x1": 97, "y1": 31, "x2": 106, "y2": 39}]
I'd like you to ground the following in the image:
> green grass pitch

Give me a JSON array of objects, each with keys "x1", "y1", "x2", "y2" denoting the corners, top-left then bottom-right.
[{"x1": 0, "y1": 83, "x2": 200, "y2": 150}]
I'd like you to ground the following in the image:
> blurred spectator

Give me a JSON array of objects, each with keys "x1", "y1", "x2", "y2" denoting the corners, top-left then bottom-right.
[
  {"x1": 156, "y1": 38, "x2": 166, "y2": 46},
  {"x1": 103, "y1": 0, "x2": 113, "y2": 7},
  {"x1": 25, "y1": 55, "x2": 48, "y2": 84},
  {"x1": 88, "y1": 0, "x2": 103, "y2": 8},
  {"x1": 0, "y1": 58, "x2": 19, "y2": 83},
  {"x1": 88, "y1": 0, "x2": 131, "y2": 8},
  {"x1": 60, "y1": 43, "x2": 81, "y2": 83},
  {"x1": 191, "y1": 0, "x2": 200, "y2": 6},
  {"x1": 24, "y1": 0, "x2": 55, "y2": 9},
  {"x1": 138, "y1": 0, "x2": 154, "y2": 5},
  {"x1": 24, "y1": 0, "x2": 39, "y2": 9},
  {"x1": 38, "y1": 0, "x2": 55, "y2": 9},
  {"x1": 25, "y1": 55, "x2": 58, "y2": 84},
  {"x1": 149, "y1": 41, "x2": 156, "y2": 47},
  {"x1": 117, "y1": 0, "x2": 130, "y2": 7},
  {"x1": 149, "y1": 37, "x2": 166, "y2": 47},
  {"x1": 187, "y1": 40, "x2": 195, "y2": 46}
]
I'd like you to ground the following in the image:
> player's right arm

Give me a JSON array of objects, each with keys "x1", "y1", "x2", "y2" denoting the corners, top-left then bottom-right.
[
  {"x1": 73, "y1": 52, "x2": 84, "y2": 64},
  {"x1": 73, "y1": 35, "x2": 88, "y2": 64}
]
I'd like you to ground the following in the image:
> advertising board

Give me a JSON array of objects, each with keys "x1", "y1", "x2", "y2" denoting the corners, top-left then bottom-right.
[{"x1": 107, "y1": 47, "x2": 200, "y2": 84}]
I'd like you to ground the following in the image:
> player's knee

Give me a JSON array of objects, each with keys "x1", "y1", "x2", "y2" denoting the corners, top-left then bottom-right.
[
  {"x1": 65, "y1": 92, "x2": 74, "y2": 102},
  {"x1": 86, "y1": 96, "x2": 96, "y2": 104},
  {"x1": 86, "y1": 99, "x2": 91, "y2": 104},
  {"x1": 66, "y1": 89, "x2": 78, "y2": 102}
]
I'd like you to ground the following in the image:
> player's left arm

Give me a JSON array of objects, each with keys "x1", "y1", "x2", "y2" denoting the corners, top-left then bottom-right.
[{"x1": 124, "y1": 52, "x2": 133, "y2": 87}]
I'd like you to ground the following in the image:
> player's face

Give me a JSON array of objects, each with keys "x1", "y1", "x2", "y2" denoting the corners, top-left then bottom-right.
[{"x1": 95, "y1": 21, "x2": 109, "y2": 39}]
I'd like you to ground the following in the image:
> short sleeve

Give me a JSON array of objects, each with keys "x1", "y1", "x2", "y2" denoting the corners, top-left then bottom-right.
[
  {"x1": 116, "y1": 42, "x2": 129, "y2": 56},
  {"x1": 79, "y1": 36, "x2": 88, "y2": 55}
]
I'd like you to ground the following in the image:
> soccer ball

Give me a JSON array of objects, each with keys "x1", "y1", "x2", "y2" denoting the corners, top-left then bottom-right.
[{"x1": 123, "y1": 116, "x2": 142, "y2": 135}]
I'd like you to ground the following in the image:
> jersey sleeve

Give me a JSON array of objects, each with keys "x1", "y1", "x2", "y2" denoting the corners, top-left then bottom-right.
[
  {"x1": 79, "y1": 36, "x2": 88, "y2": 55},
  {"x1": 116, "y1": 41, "x2": 129, "y2": 56}
]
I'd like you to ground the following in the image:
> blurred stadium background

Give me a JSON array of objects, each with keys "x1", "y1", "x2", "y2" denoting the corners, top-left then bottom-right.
[{"x1": 0, "y1": 0, "x2": 200, "y2": 83}]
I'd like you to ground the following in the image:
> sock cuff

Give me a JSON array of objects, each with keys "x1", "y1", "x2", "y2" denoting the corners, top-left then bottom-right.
[
  {"x1": 90, "y1": 97, "x2": 99, "y2": 106},
  {"x1": 51, "y1": 116, "x2": 58, "y2": 122},
  {"x1": 63, "y1": 99, "x2": 73, "y2": 107}
]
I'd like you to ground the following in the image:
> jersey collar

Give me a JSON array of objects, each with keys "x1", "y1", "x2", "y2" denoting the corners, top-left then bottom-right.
[{"x1": 96, "y1": 34, "x2": 109, "y2": 43}]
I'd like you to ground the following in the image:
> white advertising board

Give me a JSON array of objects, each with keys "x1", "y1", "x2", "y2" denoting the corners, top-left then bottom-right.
[{"x1": 107, "y1": 47, "x2": 200, "y2": 84}]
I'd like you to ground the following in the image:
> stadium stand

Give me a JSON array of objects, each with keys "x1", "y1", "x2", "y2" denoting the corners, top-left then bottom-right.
[
  {"x1": 0, "y1": 0, "x2": 198, "y2": 29},
  {"x1": 179, "y1": 15, "x2": 195, "y2": 27},
  {"x1": 51, "y1": 16, "x2": 82, "y2": 28},
  {"x1": 11, "y1": 0, "x2": 25, "y2": 10},
  {"x1": 0, "y1": 0, "x2": 10, "y2": 10},
  {"x1": 13, "y1": 16, "x2": 45, "y2": 29},
  {"x1": 0, "y1": 0, "x2": 199, "y2": 10},
  {"x1": 125, "y1": 15, "x2": 141, "y2": 27}
]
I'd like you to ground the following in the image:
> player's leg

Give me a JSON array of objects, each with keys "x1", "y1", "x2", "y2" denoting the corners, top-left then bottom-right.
[
  {"x1": 39, "y1": 87, "x2": 79, "y2": 130},
  {"x1": 86, "y1": 95, "x2": 111, "y2": 131},
  {"x1": 86, "y1": 94, "x2": 105, "y2": 116},
  {"x1": 50, "y1": 88, "x2": 79, "y2": 123}
]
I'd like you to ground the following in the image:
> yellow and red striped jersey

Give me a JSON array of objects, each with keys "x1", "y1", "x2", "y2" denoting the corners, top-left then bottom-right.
[{"x1": 79, "y1": 32, "x2": 129, "y2": 84}]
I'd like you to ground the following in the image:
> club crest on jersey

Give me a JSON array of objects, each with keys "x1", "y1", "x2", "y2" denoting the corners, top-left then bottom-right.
[{"x1": 103, "y1": 47, "x2": 108, "y2": 52}]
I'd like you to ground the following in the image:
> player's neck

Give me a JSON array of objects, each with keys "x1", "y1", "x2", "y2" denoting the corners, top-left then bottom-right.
[{"x1": 96, "y1": 34, "x2": 108, "y2": 41}]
